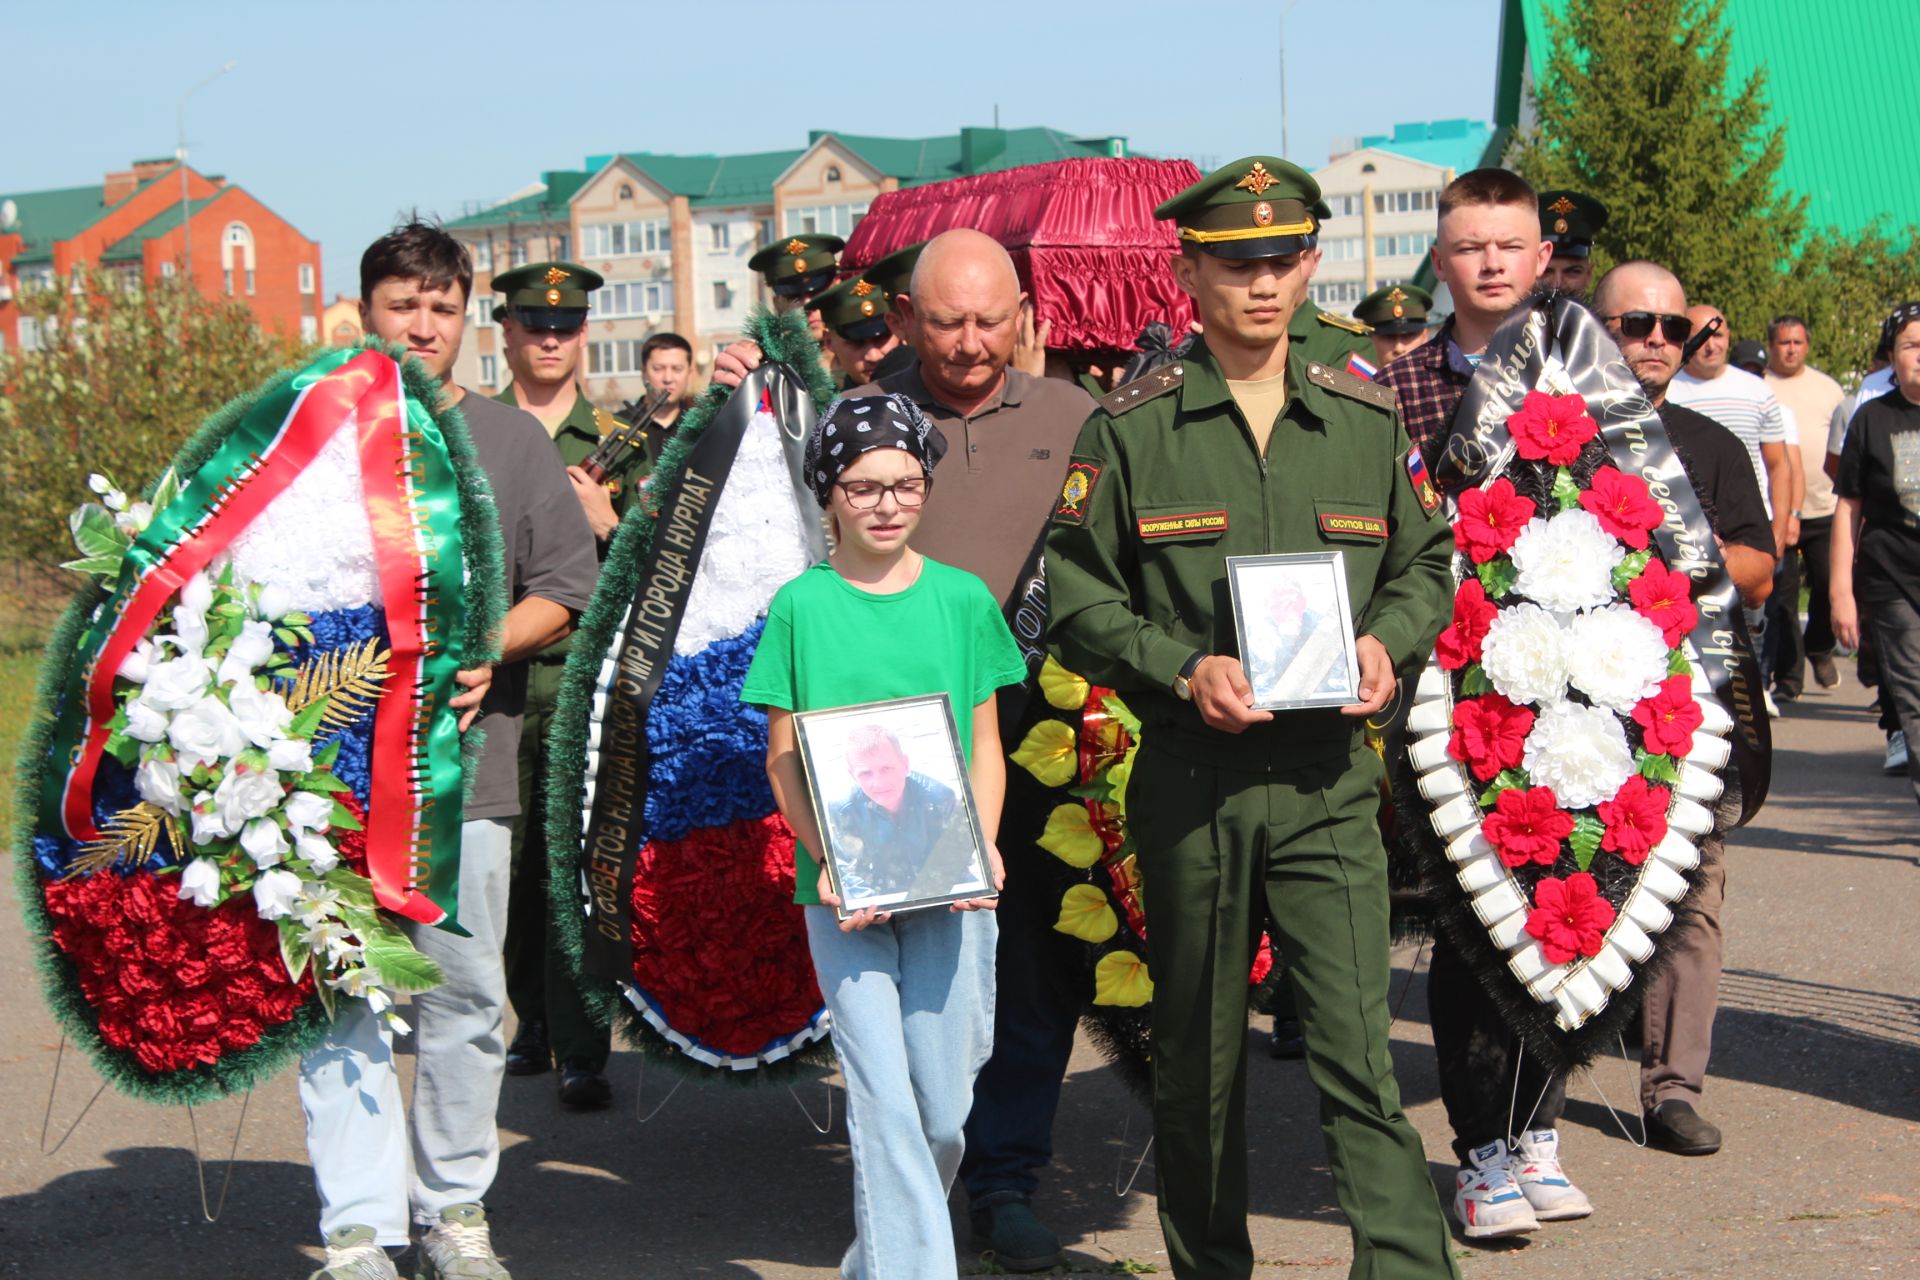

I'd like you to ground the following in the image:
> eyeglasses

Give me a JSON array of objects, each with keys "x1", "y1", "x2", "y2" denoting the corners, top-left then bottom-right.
[
  {"x1": 836, "y1": 476, "x2": 931, "y2": 509},
  {"x1": 1604, "y1": 311, "x2": 1693, "y2": 344}
]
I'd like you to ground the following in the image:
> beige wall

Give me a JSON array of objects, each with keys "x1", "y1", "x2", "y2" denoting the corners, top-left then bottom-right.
[{"x1": 1309, "y1": 149, "x2": 1449, "y2": 313}]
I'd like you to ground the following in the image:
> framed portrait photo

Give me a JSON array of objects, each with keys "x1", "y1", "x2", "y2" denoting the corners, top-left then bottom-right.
[
  {"x1": 792, "y1": 693, "x2": 994, "y2": 920},
  {"x1": 1226, "y1": 551, "x2": 1361, "y2": 711}
]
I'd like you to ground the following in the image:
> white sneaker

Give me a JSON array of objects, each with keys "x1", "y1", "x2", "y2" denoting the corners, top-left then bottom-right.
[
  {"x1": 1511, "y1": 1129, "x2": 1594, "y2": 1221},
  {"x1": 1453, "y1": 1141, "x2": 1540, "y2": 1239},
  {"x1": 418, "y1": 1204, "x2": 510, "y2": 1280},
  {"x1": 1886, "y1": 730, "x2": 1909, "y2": 775},
  {"x1": 309, "y1": 1226, "x2": 398, "y2": 1280},
  {"x1": 1763, "y1": 689, "x2": 1782, "y2": 717}
]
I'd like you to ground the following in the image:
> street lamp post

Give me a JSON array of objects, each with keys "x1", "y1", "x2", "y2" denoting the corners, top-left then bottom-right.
[
  {"x1": 177, "y1": 61, "x2": 237, "y2": 284},
  {"x1": 1278, "y1": 0, "x2": 1303, "y2": 160}
]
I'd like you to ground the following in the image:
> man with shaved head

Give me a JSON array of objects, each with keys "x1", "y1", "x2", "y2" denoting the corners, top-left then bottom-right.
[{"x1": 716, "y1": 228, "x2": 1096, "y2": 1269}]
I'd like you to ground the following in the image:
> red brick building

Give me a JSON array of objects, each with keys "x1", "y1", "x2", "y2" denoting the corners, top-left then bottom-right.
[{"x1": 0, "y1": 158, "x2": 322, "y2": 352}]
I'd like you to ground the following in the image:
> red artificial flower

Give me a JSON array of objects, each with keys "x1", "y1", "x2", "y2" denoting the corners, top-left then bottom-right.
[
  {"x1": 1633, "y1": 676, "x2": 1705, "y2": 757},
  {"x1": 1436, "y1": 579, "x2": 1500, "y2": 670},
  {"x1": 1629, "y1": 561, "x2": 1698, "y2": 647},
  {"x1": 1526, "y1": 872, "x2": 1618, "y2": 964},
  {"x1": 1507, "y1": 390, "x2": 1599, "y2": 465},
  {"x1": 1482, "y1": 786, "x2": 1575, "y2": 867},
  {"x1": 1449, "y1": 694, "x2": 1536, "y2": 781},
  {"x1": 1454, "y1": 478, "x2": 1539, "y2": 564},
  {"x1": 1578, "y1": 466, "x2": 1663, "y2": 550},
  {"x1": 1596, "y1": 774, "x2": 1671, "y2": 864}
]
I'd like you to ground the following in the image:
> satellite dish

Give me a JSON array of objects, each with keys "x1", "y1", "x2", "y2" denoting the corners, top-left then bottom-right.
[{"x1": 0, "y1": 199, "x2": 17, "y2": 230}]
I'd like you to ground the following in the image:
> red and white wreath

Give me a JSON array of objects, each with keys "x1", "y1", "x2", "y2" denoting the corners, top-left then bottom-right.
[{"x1": 1405, "y1": 390, "x2": 1734, "y2": 1031}]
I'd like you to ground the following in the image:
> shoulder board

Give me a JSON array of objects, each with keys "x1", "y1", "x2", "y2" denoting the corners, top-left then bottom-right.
[
  {"x1": 592, "y1": 407, "x2": 622, "y2": 438},
  {"x1": 1317, "y1": 311, "x2": 1372, "y2": 336},
  {"x1": 1098, "y1": 363, "x2": 1185, "y2": 416},
  {"x1": 1305, "y1": 360, "x2": 1398, "y2": 414}
]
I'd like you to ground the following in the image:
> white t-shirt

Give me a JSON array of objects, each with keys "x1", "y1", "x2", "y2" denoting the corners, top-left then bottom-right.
[
  {"x1": 1827, "y1": 366, "x2": 1896, "y2": 458},
  {"x1": 1669, "y1": 366, "x2": 1789, "y2": 515}
]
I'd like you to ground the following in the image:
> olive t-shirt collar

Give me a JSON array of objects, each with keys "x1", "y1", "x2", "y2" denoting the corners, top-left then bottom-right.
[{"x1": 883, "y1": 363, "x2": 1027, "y2": 420}]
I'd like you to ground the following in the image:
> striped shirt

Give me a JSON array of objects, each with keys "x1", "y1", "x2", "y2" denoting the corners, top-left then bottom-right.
[{"x1": 1668, "y1": 367, "x2": 1788, "y2": 515}]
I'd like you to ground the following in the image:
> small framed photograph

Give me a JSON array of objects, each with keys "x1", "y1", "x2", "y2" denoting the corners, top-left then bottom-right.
[
  {"x1": 1226, "y1": 551, "x2": 1360, "y2": 710},
  {"x1": 793, "y1": 693, "x2": 994, "y2": 919}
]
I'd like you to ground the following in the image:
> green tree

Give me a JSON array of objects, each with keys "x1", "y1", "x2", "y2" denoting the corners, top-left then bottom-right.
[
  {"x1": 1510, "y1": 0, "x2": 1807, "y2": 338},
  {"x1": 0, "y1": 271, "x2": 304, "y2": 596},
  {"x1": 1770, "y1": 223, "x2": 1920, "y2": 382}
]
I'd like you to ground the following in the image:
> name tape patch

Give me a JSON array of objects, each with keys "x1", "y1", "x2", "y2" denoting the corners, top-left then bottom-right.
[
  {"x1": 1137, "y1": 510, "x2": 1229, "y2": 539},
  {"x1": 1318, "y1": 512, "x2": 1389, "y2": 539}
]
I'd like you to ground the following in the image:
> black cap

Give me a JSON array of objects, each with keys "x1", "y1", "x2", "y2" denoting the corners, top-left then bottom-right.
[
  {"x1": 748, "y1": 233, "x2": 844, "y2": 302},
  {"x1": 1539, "y1": 190, "x2": 1609, "y2": 259},
  {"x1": 811, "y1": 275, "x2": 892, "y2": 341},
  {"x1": 489, "y1": 261, "x2": 602, "y2": 329},
  {"x1": 1353, "y1": 284, "x2": 1433, "y2": 336}
]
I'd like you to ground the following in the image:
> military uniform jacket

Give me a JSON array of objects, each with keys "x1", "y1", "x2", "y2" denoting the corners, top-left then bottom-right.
[
  {"x1": 1043, "y1": 338, "x2": 1452, "y2": 769},
  {"x1": 494, "y1": 383, "x2": 643, "y2": 659}
]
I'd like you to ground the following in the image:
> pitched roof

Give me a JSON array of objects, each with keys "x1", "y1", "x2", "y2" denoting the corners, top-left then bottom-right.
[
  {"x1": 97, "y1": 194, "x2": 228, "y2": 262},
  {"x1": 3, "y1": 166, "x2": 191, "y2": 264},
  {"x1": 444, "y1": 169, "x2": 591, "y2": 231},
  {"x1": 1501, "y1": 0, "x2": 1918, "y2": 237},
  {"x1": 1353, "y1": 120, "x2": 1496, "y2": 177}
]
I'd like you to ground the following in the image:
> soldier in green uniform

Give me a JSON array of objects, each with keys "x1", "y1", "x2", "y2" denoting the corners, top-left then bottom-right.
[
  {"x1": 1537, "y1": 189, "x2": 1609, "y2": 296},
  {"x1": 808, "y1": 272, "x2": 902, "y2": 389},
  {"x1": 1044, "y1": 158, "x2": 1461, "y2": 1280},
  {"x1": 1354, "y1": 283, "x2": 1435, "y2": 369},
  {"x1": 489, "y1": 261, "x2": 648, "y2": 1108},
  {"x1": 748, "y1": 231, "x2": 843, "y2": 354}
]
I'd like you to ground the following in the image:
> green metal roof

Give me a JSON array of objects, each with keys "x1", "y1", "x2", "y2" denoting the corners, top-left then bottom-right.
[
  {"x1": 1501, "y1": 0, "x2": 1919, "y2": 237},
  {"x1": 1354, "y1": 120, "x2": 1496, "y2": 177},
  {"x1": 445, "y1": 169, "x2": 590, "y2": 230},
  {"x1": 97, "y1": 194, "x2": 226, "y2": 262},
  {"x1": 2, "y1": 183, "x2": 111, "y2": 262}
]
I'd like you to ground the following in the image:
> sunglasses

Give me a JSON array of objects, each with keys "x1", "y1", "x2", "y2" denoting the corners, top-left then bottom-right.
[{"x1": 1604, "y1": 311, "x2": 1693, "y2": 344}]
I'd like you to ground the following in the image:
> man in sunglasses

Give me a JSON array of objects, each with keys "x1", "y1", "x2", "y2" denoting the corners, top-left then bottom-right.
[{"x1": 491, "y1": 261, "x2": 646, "y2": 1109}]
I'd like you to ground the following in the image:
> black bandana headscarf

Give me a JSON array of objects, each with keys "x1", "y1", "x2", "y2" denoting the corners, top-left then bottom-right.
[
  {"x1": 1879, "y1": 301, "x2": 1920, "y2": 361},
  {"x1": 804, "y1": 393, "x2": 949, "y2": 507}
]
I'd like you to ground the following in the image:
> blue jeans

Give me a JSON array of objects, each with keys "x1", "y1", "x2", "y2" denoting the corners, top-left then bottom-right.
[{"x1": 806, "y1": 905, "x2": 997, "y2": 1280}]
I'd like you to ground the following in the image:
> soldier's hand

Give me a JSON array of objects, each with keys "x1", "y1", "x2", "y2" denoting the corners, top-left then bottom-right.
[
  {"x1": 713, "y1": 340, "x2": 764, "y2": 389},
  {"x1": 1011, "y1": 300, "x2": 1049, "y2": 377},
  {"x1": 565, "y1": 466, "x2": 620, "y2": 540},
  {"x1": 1341, "y1": 635, "x2": 1396, "y2": 718},
  {"x1": 1192, "y1": 655, "x2": 1273, "y2": 733}
]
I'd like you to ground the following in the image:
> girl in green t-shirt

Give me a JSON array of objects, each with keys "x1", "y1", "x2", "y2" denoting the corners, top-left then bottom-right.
[{"x1": 741, "y1": 394, "x2": 1027, "y2": 1276}]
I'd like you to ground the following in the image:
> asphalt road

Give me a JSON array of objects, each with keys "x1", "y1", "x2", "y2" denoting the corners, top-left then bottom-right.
[{"x1": 2, "y1": 672, "x2": 1915, "y2": 1278}]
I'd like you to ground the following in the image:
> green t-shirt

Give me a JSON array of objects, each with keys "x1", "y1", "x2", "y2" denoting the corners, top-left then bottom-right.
[{"x1": 740, "y1": 556, "x2": 1028, "y2": 904}]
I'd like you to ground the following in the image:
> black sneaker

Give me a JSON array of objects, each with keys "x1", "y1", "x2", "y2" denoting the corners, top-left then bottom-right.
[
  {"x1": 1644, "y1": 1099, "x2": 1721, "y2": 1155},
  {"x1": 505, "y1": 1019, "x2": 551, "y2": 1077},
  {"x1": 969, "y1": 1200, "x2": 1062, "y2": 1272},
  {"x1": 1810, "y1": 652, "x2": 1839, "y2": 689},
  {"x1": 557, "y1": 1060, "x2": 612, "y2": 1110},
  {"x1": 1268, "y1": 1016, "x2": 1306, "y2": 1060}
]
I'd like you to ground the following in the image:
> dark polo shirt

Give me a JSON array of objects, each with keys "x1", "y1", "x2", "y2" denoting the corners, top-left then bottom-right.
[{"x1": 846, "y1": 364, "x2": 1093, "y2": 606}]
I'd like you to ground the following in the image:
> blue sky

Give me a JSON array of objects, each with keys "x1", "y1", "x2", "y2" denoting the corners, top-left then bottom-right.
[{"x1": 6, "y1": 1, "x2": 1504, "y2": 293}]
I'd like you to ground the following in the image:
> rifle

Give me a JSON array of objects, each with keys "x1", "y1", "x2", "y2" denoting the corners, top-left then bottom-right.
[
  {"x1": 1680, "y1": 314, "x2": 1723, "y2": 368},
  {"x1": 583, "y1": 387, "x2": 673, "y2": 481}
]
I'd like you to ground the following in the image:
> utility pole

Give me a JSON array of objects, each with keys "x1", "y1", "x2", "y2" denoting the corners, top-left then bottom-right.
[
  {"x1": 1279, "y1": 1, "x2": 1302, "y2": 159},
  {"x1": 177, "y1": 61, "x2": 237, "y2": 283}
]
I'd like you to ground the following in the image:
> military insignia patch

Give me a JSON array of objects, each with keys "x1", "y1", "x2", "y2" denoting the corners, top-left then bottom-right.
[
  {"x1": 1548, "y1": 196, "x2": 1577, "y2": 215},
  {"x1": 1137, "y1": 510, "x2": 1228, "y2": 539},
  {"x1": 1406, "y1": 447, "x2": 1441, "y2": 515},
  {"x1": 544, "y1": 266, "x2": 571, "y2": 285},
  {"x1": 1236, "y1": 162, "x2": 1278, "y2": 196},
  {"x1": 1053, "y1": 459, "x2": 1102, "y2": 525}
]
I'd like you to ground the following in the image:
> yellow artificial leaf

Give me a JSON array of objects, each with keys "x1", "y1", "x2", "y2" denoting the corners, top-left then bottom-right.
[
  {"x1": 1038, "y1": 656, "x2": 1090, "y2": 710},
  {"x1": 1010, "y1": 718, "x2": 1077, "y2": 788},
  {"x1": 1053, "y1": 883, "x2": 1120, "y2": 943},
  {"x1": 1093, "y1": 949, "x2": 1154, "y2": 1007},
  {"x1": 1037, "y1": 804, "x2": 1104, "y2": 868},
  {"x1": 1106, "y1": 741, "x2": 1141, "y2": 816}
]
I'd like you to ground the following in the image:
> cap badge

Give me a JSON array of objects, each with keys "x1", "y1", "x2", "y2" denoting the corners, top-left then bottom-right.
[
  {"x1": 545, "y1": 288, "x2": 561, "y2": 306},
  {"x1": 1548, "y1": 196, "x2": 1577, "y2": 215},
  {"x1": 792, "y1": 256, "x2": 808, "y2": 271},
  {"x1": 1554, "y1": 218, "x2": 1569, "y2": 234},
  {"x1": 784, "y1": 238, "x2": 809, "y2": 255},
  {"x1": 1235, "y1": 162, "x2": 1279, "y2": 196},
  {"x1": 851, "y1": 279, "x2": 875, "y2": 296},
  {"x1": 1388, "y1": 287, "x2": 1406, "y2": 302},
  {"x1": 543, "y1": 266, "x2": 570, "y2": 285},
  {"x1": 1392, "y1": 304, "x2": 1404, "y2": 318},
  {"x1": 1253, "y1": 202, "x2": 1274, "y2": 227},
  {"x1": 859, "y1": 299, "x2": 875, "y2": 316}
]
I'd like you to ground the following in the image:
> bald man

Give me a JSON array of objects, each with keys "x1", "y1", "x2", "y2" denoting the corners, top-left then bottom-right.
[{"x1": 717, "y1": 229, "x2": 1095, "y2": 1268}]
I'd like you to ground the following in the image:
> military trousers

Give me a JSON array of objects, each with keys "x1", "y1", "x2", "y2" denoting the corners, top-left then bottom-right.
[
  {"x1": 1128, "y1": 741, "x2": 1459, "y2": 1280},
  {"x1": 503, "y1": 657, "x2": 612, "y2": 1068}
]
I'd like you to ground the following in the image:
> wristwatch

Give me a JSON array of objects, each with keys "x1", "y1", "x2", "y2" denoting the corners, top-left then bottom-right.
[{"x1": 1172, "y1": 651, "x2": 1208, "y2": 701}]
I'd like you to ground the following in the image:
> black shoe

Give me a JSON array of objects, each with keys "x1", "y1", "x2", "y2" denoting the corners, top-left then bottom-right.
[
  {"x1": 505, "y1": 1019, "x2": 551, "y2": 1076},
  {"x1": 1268, "y1": 1016, "x2": 1306, "y2": 1060},
  {"x1": 1810, "y1": 652, "x2": 1839, "y2": 689},
  {"x1": 1644, "y1": 1099, "x2": 1721, "y2": 1155},
  {"x1": 558, "y1": 1060, "x2": 612, "y2": 1110},
  {"x1": 969, "y1": 1200, "x2": 1062, "y2": 1272}
]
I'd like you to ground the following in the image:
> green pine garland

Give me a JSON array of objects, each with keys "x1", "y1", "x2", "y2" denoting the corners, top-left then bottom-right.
[
  {"x1": 12, "y1": 342, "x2": 506, "y2": 1106},
  {"x1": 543, "y1": 307, "x2": 839, "y2": 1082}
]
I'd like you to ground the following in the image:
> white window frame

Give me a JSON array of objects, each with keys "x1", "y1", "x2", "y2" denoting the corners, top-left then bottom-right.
[
  {"x1": 479, "y1": 354, "x2": 498, "y2": 385},
  {"x1": 298, "y1": 263, "x2": 315, "y2": 294}
]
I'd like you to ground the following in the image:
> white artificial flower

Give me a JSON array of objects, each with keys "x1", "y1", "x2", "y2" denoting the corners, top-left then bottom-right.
[
  {"x1": 218, "y1": 619, "x2": 279, "y2": 688},
  {"x1": 87, "y1": 473, "x2": 113, "y2": 496},
  {"x1": 327, "y1": 965, "x2": 393, "y2": 1013},
  {"x1": 135, "y1": 757, "x2": 186, "y2": 814},
  {"x1": 283, "y1": 790, "x2": 333, "y2": 834},
  {"x1": 294, "y1": 883, "x2": 342, "y2": 924},
  {"x1": 141, "y1": 653, "x2": 213, "y2": 711},
  {"x1": 1478, "y1": 603, "x2": 1569, "y2": 706},
  {"x1": 177, "y1": 858, "x2": 223, "y2": 908},
  {"x1": 189, "y1": 790, "x2": 235, "y2": 844},
  {"x1": 123, "y1": 699, "x2": 170, "y2": 744},
  {"x1": 168, "y1": 694, "x2": 246, "y2": 771},
  {"x1": 240, "y1": 816, "x2": 289, "y2": 868},
  {"x1": 1566, "y1": 605, "x2": 1671, "y2": 713},
  {"x1": 1509, "y1": 510, "x2": 1625, "y2": 614},
  {"x1": 295, "y1": 830, "x2": 339, "y2": 874},
  {"x1": 226, "y1": 680, "x2": 293, "y2": 749},
  {"x1": 385, "y1": 1011, "x2": 413, "y2": 1036},
  {"x1": 1523, "y1": 701, "x2": 1636, "y2": 810},
  {"x1": 103, "y1": 489, "x2": 127, "y2": 512},
  {"x1": 267, "y1": 737, "x2": 314, "y2": 774},
  {"x1": 255, "y1": 582, "x2": 293, "y2": 622},
  {"x1": 114, "y1": 501, "x2": 153, "y2": 534},
  {"x1": 180, "y1": 571, "x2": 214, "y2": 614},
  {"x1": 214, "y1": 765, "x2": 284, "y2": 831},
  {"x1": 300, "y1": 919, "x2": 362, "y2": 967},
  {"x1": 251, "y1": 868, "x2": 304, "y2": 920},
  {"x1": 118, "y1": 638, "x2": 156, "y2": 685}
]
